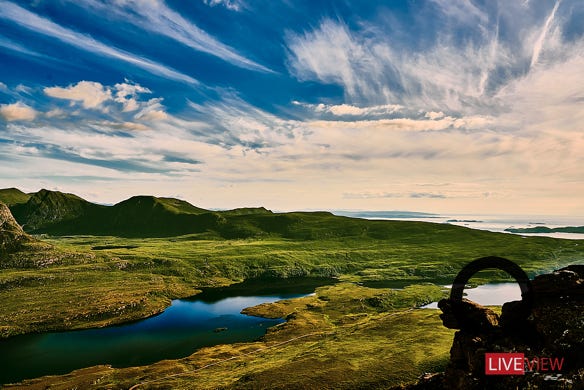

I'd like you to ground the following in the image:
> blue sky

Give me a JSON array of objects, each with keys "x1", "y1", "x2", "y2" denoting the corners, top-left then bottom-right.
[{"x1": 0, "y1": 0, "x2": 583, "y2": 215}]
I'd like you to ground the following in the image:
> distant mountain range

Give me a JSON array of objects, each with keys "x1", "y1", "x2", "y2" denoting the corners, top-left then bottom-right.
[
  {"x1": 0, "y1": 188, "x2": 279, "y2": 238},
  {"x1": 1, "y1": 188, "x2": 418, "y2": 239}
]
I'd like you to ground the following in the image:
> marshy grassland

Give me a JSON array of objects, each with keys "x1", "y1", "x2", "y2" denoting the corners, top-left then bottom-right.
[{"x1": 1, "y1": 217, "x2": 583, "y2": 388}]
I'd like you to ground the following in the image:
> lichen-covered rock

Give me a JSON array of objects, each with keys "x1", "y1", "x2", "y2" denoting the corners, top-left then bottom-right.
[{"x1": 0, "y1": 201, "x2": 31, "y2": 255}]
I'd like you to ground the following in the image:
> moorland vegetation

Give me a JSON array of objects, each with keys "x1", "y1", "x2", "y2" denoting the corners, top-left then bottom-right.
[{"x1": 1, "y1": 188, "x2": 582, "y2": 388}]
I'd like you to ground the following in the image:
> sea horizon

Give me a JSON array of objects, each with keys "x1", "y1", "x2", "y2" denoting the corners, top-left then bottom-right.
[{"x1": 330, "y1": 210, "x2": 584, "y2": 240}]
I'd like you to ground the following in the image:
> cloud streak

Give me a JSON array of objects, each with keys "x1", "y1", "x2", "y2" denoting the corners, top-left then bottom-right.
[
  {"x1": 530, "y1": 0, "x2": 562, "y2": 68},
  {"x1": 0, "y1": 1, "x2": 198, "y2": 85},
  {"x1": 285, "y1": 2, "x2": 579, "y2": 114},
  {"x1": 68, "y1": 0, "x2": 271, "y2": 73}
]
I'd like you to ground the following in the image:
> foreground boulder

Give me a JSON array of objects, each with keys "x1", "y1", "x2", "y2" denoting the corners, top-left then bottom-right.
[
  {"x1": 0, "y1": 201, "x2": 32, "y2": 255},
  {"x1": 404, "y1": 265, "x2": 584, "y2": 389}
]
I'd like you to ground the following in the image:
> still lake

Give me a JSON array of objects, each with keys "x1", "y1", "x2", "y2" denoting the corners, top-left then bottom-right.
[
  {"x1": 421, "y1": 282, "x2": 523, "y2": 309},
  {"x1": 0, "y1": 277, "x2": 335, "y2": 385}
]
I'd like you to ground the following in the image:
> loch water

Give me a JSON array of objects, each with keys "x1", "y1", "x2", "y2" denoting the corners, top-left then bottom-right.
[{"x1": 0, "y1": 277, "x2": 335, "y2": 385}]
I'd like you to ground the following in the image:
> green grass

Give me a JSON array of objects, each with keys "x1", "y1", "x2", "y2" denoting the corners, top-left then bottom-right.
[
  {"x1": 1, "y1": 222, "x2": 582, "y2": 338},
  {"x1": 9, "y1": 283, "x2": 455, "y2": 389},
  {"x1": 0, "y1": 188, "x2": 30, "y2": 207},
  {"x1": 1, "y1": 215, "x2": 583, "y2": 387}
]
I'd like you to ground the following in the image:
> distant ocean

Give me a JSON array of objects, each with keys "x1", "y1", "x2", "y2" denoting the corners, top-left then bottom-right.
[{"x1": 332, "y1": 211, "x2": 584, "y2": 240}]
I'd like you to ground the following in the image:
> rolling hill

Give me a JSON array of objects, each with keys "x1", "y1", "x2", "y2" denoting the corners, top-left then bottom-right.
[
  {"x1": 3, "y1": 188, "x2": 490, "y2": 240},
  {"x1": 0, "y1": 188, "x2": 31, "y2": 207},
  {"x1": 4, "y1": 189, "x2": 279, "y2": 237}
]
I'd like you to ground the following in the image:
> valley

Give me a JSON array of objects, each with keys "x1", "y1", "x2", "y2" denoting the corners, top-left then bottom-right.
[{"x1": 1, "y1": 188, "x2": 583, "y2": 388}]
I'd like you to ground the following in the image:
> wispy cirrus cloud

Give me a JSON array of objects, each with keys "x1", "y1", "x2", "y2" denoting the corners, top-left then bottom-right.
[
  {"x1": 0, "y1": 34, "x2": 48, "y2": 58},
  {"x1": 529, "y1": 0, "x2": 562, "y2": 68},
  {"x1": 0, "y1": 1, "x2": 198, "y2": 85},
  {"x1": 66, "y1": 0, "x2": 271, "y2": 73},
  {"x1": 286, "y1": 17, "x2": 510, "y2": 110},
  {"x1": 285, "y1": 0, "x2": 579, "y2": 114}
]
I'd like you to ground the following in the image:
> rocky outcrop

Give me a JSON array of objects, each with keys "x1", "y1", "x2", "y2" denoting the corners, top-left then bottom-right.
[
  {"x1": 0, "y1": 201, "x2": 31, "y2": 255},
  {"x1": 406, "y1": 265, "x2": 584, "y2": 389}
]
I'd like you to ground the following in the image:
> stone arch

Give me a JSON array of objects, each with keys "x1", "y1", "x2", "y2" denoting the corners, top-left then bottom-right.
[{"x1": 450, "y1": 256, "x2": 533, "y2": 309}]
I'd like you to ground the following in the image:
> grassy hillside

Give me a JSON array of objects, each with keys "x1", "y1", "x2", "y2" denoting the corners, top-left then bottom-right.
[
  {"x1": 9, "y1": 283, "x2": 455, "y2": 389},
  {"x1": 0, "y1": 190, "x2": 583, "y2": 387},
  {"x1": 10, "y1": 189, "x2": 104, "y2": 232},
  {"x1": 14, "y1": 188, "x2": 579, "y2": 245},
  {"x1": 0, "y1": 188, "x2": 31, "y2": 207},
  {"x1": 1, "y1": 221, "x2": 582, "y2": 340}
]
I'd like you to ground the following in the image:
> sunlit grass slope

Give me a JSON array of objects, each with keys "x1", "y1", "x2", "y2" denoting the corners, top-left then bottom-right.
[{"x1": 7, "y1": 283, "x2": 455, "y2": 389}]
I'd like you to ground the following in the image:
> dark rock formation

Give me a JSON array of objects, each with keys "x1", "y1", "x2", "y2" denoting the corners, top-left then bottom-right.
[
  {"x1": 438, "y1": 298, "x2": 499, "y2": 332},
  {"x1": 0, "y1": 201, "x2": 32, "y2": 255},
  {"x1": 405, "y1": 265, "x2": 584, "y2": 389}
]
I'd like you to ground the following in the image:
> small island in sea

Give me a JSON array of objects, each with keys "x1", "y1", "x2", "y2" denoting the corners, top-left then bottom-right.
[{"x1": 505, "y1": 225, "x2": 584, "y2": 234}]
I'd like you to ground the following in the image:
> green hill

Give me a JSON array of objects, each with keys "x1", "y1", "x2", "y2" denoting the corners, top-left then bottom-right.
[
  {"x1": 5, "y1": 188, "x2": 577, "y2": 243},
  {"x1": 220, "y1": 207, "x2": 273, "y2": 216},
  {"x1": 0, "y1": 188, "x2": 31, "y2": 207},
  {"x1": 156, "y1": 197, "x2": 209, "y2": 215},
  {"x1": 7, "y1": 191, "x2": 219, "y2": 237},
  {"x1": 4, "y1": 189, "x2": 347, "y2": 238},
  {"x1": 10, "y1": 189, "x2": 104, "y2": 232}
]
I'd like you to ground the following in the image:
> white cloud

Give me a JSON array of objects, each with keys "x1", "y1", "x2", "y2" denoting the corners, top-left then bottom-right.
[
  {"x1": 0, "y1": 102, "x2": 38, "y2": 121},
  {"x1": 98, "y1": 121, "x2": 150, "y2": 131},
  {"x1": 202, "y1": 0, "x2": 245, "y2": 11},
  {"x1": 425, "y1": 111, "x2": 445, "y2": 120},
  {"x1": 44, "y1": 81, "x2": 112, "y2": 109},
  {"x1": 133, "y1": 97, "x2": 168, "y2": 122},
  {"x1": 296, "y1": 102, "x2": 403, "y2": 117},
  {"x1": 42, "y1": 80, "x2": 168, "y2": 122},
  {"x1": 135, "y1": 109, "x2": 168, "y2": 122},
  {"x1": 307, "y1": 115, "x2": 492, "y2": 132},
  {"x1": 45, "y1": 108, "x2": 66, "y2": 118},
  {"x1": 0, "y1": 1, "x2": 198, "y2": 85},
  {"x1": 114, "y1": 82, "x2": 151, "y2": 112}
]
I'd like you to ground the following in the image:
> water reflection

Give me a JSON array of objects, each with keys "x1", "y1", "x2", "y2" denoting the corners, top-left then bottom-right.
[
  {"x1": 421, "y1": 282, "x2": 522, "y2": 309},
  {"x1": 0, "y1": 277, "x2": 335, "y2": 385}
]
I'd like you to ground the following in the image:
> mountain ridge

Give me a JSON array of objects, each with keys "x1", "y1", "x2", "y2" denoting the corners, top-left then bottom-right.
[
  {"x1": 2, "y1": 188, "x2": 463, "y2": 240},
  {"x1": 4, "y1": 188, "x2": 333, "y2": 238}
]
